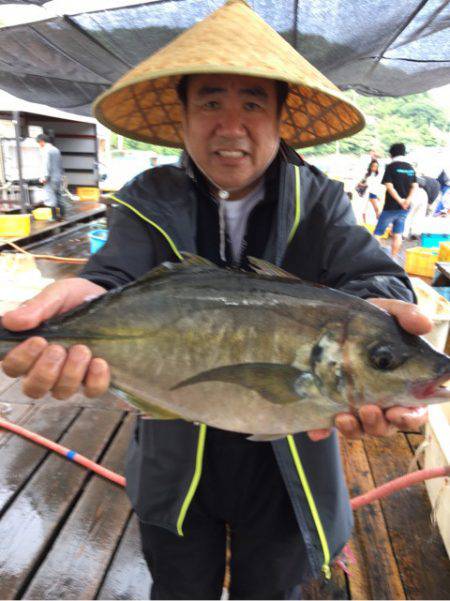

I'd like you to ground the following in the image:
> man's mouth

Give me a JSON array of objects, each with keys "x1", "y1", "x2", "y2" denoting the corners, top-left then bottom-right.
[{"x1": 214, "y1": 150, "x2": 248, "y2": 158}]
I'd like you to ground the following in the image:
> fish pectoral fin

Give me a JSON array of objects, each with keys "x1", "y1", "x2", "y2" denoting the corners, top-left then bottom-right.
[
  {"x1": 247, "y1": 434, "x2": 287, "y2": 442},
  {"x1": 110, "y1": 385, "x2": 180, "y2": 419},
  {"x1": 172, "y1": 363, "x2": 317, "y2": 405}
]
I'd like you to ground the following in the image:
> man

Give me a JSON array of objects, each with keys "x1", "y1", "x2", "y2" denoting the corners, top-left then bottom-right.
[
  {"x1": 374, "y1": 143, "x2": 418, "y2": 256},
  {"x1": 36, "y1": 133, "x2": 64, "y2": 221},
  {"x1": 2, "y1": 1, "x2": 430, "y2": 599}
]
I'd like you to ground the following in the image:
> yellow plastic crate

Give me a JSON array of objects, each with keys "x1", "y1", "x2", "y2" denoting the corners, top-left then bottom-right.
[
  {"x1": 76, "y1": 186, "x2": 100, "y2": 201},
  {"x1": 0, "y1": 214, "x2": 31, "y2": 237},
  {"x1": 439, "y1": 241, "x2": 450, "y2": 262},
  {"x1": 362, "y1": 223, "x2": 391, "y2": 239},
  {"x1": 405, "y1": 246, "x2": 439, "y2": 278},
  {"x1": 32, "y1": 207, "x2": 52, "y2": 221}
]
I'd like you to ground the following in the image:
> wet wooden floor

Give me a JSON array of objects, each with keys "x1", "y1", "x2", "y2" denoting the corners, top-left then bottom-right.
[{"x1": 0, "y1": 226, "x2": 449, "y2": 599}]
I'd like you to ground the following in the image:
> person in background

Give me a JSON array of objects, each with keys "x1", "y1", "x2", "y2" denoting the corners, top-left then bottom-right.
[
  {"x1": 361, "y1": 159, "x2": 383, "y2": 225},
  {"x1": 36, "y1": 133, "x2": 64, "y2": 221},
  {"x1": 374, "y1": 143, "x2": 418, "y2": 258}
]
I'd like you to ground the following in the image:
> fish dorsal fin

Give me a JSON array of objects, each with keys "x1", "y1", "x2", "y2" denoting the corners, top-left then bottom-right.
[
  {"x1": 180, "y1": 252, "x2": 218, "y2": 268},
  {"x1": 248, "y1": 257, "x2": 326, "y2": 290},
  {"x1": 132, "y1": 253, "x2": 219, "y2": 285},
  {"x1": 248, "y1": 257, "x2": 300, "y2": 280}
]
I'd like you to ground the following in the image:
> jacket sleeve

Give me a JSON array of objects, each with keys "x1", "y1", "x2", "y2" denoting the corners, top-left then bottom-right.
[
  {"x1": 316, "y1": 184, "x2": 415, "y2": 302},
  {"x1": 79, "y1": 205, "x2": 177, "y2": 289}
]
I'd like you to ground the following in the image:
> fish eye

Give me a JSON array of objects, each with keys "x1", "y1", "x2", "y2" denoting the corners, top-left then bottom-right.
[{"x1": 368, "y1": 343, "x2": 400, "y2": 371}]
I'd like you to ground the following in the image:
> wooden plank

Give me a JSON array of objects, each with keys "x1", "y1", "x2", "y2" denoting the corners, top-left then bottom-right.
[
  {"x1": 97, "y1": 513, "x2": 152, "y2": 600},
  {"x1": 0, "y1": 366, "x2": 16, "y2": 396},
  {"x1": 341, "y1": 436, "x2": 405, "y2": 600},
  {"x1": 23, "y1": 415, "x2": 133, "y2": 600},
  {"x1": 0, "y1": 408, "x2": 123, "y2": 599},
  {"x1": 0, "y1": 404, "x2": 80, "y2": 512},
  {"x1": 364, "y1": 434, "x2": 450, "y2": 599}
]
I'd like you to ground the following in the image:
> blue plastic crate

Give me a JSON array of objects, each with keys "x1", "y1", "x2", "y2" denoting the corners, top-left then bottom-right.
[
  {"x1": 421, "y1": 233, "x2": 450, "y2": 248},
  {"x1": 434, "y1": 287, "x2": 450, "y2": 302},
  {"x1": 89, "y1": 229, "x2": 108, "y2": 254}
]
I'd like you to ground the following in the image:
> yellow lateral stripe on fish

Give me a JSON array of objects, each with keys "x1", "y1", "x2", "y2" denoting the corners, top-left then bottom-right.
[
  {"x1": 108, "y1": 194, "x2": 184, "y2": 261},
  {"x1": 287, "y1": 165, "x2": 301, "y2": 244},
  {"x1": 177, "y1": 423, "x2": 207, "y2": 536},
  {"x1": 286, "y1": 435, "x2": 331, "y2": 578}
]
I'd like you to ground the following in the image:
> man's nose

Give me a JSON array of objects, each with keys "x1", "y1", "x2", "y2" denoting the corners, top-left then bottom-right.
[{"x1": 215, "y1": 109, "x2": 246, "y2": 137}]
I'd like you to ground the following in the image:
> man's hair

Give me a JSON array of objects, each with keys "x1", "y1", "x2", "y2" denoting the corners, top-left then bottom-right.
[
  {"x1": 176, "y1": 75, "x2": 289, "y2": 116},
  {"x1": 36, "y1": 133, "x2": 50, "y2": 143},
  {"x1": 389, "y1": 143, "x2": 406, "y2": 157}
]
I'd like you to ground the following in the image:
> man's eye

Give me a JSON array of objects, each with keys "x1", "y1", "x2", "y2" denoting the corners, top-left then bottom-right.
[
  {"x1": 245, "y1": 102, "x2": 262, "y2": 111},
  {"x1": 204, "y1": 101, "x2": 220, "y2": 110}
]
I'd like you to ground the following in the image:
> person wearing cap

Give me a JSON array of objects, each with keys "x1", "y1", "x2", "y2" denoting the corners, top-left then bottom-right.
[{"x1": 1, "y1": 1, "x2": 430, "y2": 599}]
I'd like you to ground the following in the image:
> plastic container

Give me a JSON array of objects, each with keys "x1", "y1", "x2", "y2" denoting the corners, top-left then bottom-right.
[
  {"x1": 76, "y1": 187, "x2": 100, "y2": 201},
  {"x1": 32, "y1": 207, "x2": 52, "y2": 221},
  {"x1": 434, "y1": 287, "x2": 450, "y2": 302},
  {"x1": 0, "y1": 214, "x2": 31, "y2": 237},
  {"x1": 362, "y1": 223, "x2": 391, "y2": 239},
  {"x1": 89, "y1": 229, "x2": 108, "y2": 254},
  {"x1": 439, "y1": 241, "x2": 450, "y2": 262},
  {"x1": 405, "y1": 246, "x2": 439, "y2": 278},
  {"x1": 421, "y1": 233, "x2": 450, "y2": 248}
]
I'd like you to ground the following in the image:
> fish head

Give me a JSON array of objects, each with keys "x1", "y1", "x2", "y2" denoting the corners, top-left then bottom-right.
[{"x1": 340, "y1": 310, "x2": 450, "y2": 409}]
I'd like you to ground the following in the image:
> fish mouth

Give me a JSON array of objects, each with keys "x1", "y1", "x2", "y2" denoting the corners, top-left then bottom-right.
[{"x1": 409, "y1": 373, "x2": 450, "y2": 400}]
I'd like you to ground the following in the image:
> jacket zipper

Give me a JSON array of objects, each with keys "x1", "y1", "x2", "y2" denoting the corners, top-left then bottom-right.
[{"x1": 108, "y1": 193, "x2": 207, "y2": 536}]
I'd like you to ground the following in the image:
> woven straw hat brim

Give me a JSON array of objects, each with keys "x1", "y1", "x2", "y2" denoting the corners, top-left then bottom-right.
[{"x1": 94, "y1": 0, "x2": 365, "y2": 148}]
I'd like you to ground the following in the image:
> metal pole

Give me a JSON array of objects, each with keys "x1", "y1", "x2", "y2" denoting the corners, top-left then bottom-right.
[{"x1": 12, "y1": 111, "x2": 28, "y2": 213}]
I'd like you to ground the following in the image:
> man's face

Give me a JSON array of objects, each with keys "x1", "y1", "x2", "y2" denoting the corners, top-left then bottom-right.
[{"x1": 181, "y1": 74, "x2": 281, "y2": 199}]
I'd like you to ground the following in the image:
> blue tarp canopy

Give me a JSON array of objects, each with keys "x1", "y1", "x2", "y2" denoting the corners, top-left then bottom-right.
[{"x1": 0, "y1": 0, "x2": 449, "y2": 116}]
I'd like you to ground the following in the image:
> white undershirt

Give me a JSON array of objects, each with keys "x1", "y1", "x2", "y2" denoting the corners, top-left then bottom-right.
[{"x1": 222, "y1": 179, "x2": 265, "y2": 263}]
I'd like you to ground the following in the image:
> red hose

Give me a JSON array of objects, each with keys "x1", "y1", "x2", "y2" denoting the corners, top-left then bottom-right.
[
  {"x1": 1, "y1": 416, "x2": 448, "y2": 507},
  {"x1": 0, "y1": 416, "x2": 125, "y2": 487},
  {"x1": 350, "y1": 464, "x2": 450, "y2": 509}
]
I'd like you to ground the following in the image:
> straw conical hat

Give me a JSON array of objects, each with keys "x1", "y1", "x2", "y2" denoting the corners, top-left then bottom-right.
[{"x1": 94, "y1": 0, "x2": 365, "y2": 148}]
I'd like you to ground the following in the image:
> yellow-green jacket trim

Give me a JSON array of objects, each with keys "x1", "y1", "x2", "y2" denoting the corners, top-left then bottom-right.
[
  {"x1": 109, "y1": 194, "x2": 184, "y2": 261},
  {"x1": 176, "y1": 423, "x2": 207, "y2": 535},
  {"x1": 287, "y1": 435, "x2": 331, "y2": 579},
  {"x1": 287, "y1": 165, "x2": 301, "y2": 244},
  {"x1": 110, "y1": 194, "x2": 206, "y2": 536}
]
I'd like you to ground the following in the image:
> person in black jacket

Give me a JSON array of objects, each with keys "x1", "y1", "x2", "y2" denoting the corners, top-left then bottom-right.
[{"x1": 1, "y1": 1, "x2": 431, "y2": 599}]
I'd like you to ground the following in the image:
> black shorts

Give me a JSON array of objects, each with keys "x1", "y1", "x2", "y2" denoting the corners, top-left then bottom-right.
[{"x1": 139, "y1": 428, "x2": 308, "y2": 600}]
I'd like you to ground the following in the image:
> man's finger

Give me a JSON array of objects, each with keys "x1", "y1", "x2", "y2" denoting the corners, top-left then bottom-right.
[
  {"x1": 84, "y1": 358, "x2": 110, "y2": 398},
  {"x1": 358, "y1": 405, "x2": 397, "y2": 437},
  {"x1": 2, "y1": 286, "x2": 66, "y2": 331},
  {"x1": 52, "y1": 345, "x2": 93, "y2": 400},
  {"x1": 22, "y1": 344, "x2": 67, "y2": 399},
  {"x1": 384, "y1": 405, "x2": 428, "y2": 431},
  {"x1": 367, "y1": 298, "x2": 432, "y2": 336},
  {"x1": 335, "y1": 413, "x2": 364, "y2": 439},
  {"x1": 307, "y1": 429, "x2": 331, "y2": 442},
  {"x1": 2, "y1": 337, "x2": 48, "y2": 377}
]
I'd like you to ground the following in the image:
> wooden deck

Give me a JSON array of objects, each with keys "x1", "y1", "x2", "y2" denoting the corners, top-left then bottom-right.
[
  {"x1": 0, "y1": 202, "x2": 106, "y2": 252},
  {"x1": 0, "y1": 227, "x2": 449, "y2": 599}
]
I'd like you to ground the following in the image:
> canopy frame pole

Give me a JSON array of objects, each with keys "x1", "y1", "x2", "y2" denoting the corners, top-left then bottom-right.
[{"x1": 12, "y1": 110, "x2": 29, "y2": 213}]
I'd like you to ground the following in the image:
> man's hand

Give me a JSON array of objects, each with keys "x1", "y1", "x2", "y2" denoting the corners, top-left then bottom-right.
[
  {"x1": 308, "y1": 299, "x2": 433, "y2": 442},
  {"x1": 1, "y1": 278, "x2": 110, "y2": 400}
]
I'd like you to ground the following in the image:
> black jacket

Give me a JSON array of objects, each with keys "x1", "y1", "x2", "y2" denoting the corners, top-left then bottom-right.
[{"x1": 81, "y1": 145, "x2": 414, "y2": 579}]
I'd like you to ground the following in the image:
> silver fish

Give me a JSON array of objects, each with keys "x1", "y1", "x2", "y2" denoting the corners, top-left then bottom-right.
[{"x1": 1, "y1": 254, "x2": 449, "y2": 437}]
